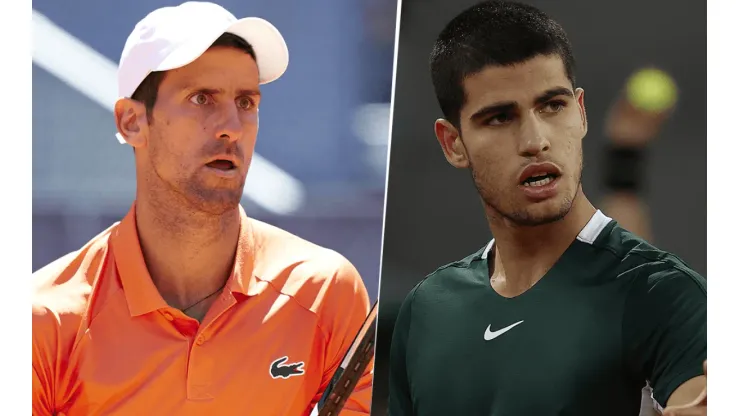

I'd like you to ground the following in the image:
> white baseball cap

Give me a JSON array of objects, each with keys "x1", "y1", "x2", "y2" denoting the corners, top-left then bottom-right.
[{"x1": 115, "y1": 1, "x2": 289, "y2": 143}]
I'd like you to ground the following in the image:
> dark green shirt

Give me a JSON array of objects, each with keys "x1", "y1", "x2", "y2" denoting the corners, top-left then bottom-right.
[{"x1": 388, "y1": 212, "x2": 706, "y2": 416}]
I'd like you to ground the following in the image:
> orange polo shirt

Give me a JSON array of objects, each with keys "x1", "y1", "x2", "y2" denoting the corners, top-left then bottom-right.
[{"x1": 32, "y1": 204, "x2": 373, "y2": 416}]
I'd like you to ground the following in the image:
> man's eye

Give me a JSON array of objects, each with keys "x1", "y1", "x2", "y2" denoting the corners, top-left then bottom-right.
[
  {"x1": 237, "y1": 97, "x2": 254, "y2": 110},
  {"x1": 189, "y1": 93, "x2": 212, "y2": 105}
]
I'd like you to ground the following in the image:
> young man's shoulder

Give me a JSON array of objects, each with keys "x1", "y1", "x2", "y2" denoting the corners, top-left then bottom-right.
[
  {"x1": 403, "y1": 242, "x2": 489, "y2": 308},
  {"x1": 595, "y1": 222, "x2": 705, "y2": 285}
]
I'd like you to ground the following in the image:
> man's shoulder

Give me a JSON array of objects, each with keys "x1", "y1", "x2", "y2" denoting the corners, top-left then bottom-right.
[
  {"x1": 250, "y1": 217, "x2": 355, "y2": 275},
  {"x1": 249, "y1": 218, "x2": 368, "y2": 312},
  {"x1": 32, "y1": 222, "x2": 119, "y2": 330}
]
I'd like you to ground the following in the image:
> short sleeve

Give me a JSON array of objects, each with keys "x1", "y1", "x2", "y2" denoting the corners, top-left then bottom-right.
[
  {"x1": 622, "y1": 264, "x2": 707, "y2": 407},
  {"x1": 388, "y1": 284, "x2": 419, "y2": 416}
]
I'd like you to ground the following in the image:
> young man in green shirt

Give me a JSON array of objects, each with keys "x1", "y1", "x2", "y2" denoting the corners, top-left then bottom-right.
[{"x1": 387, "y1": 2, "x2": 707, "y2": 415}]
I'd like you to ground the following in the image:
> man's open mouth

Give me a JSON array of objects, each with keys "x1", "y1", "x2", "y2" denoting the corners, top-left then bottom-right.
[{"x1": 206, "y1": 159, "x2": 236, "y2": 171}]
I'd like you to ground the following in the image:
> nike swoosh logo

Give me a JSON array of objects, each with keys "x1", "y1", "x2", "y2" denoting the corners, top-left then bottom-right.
[{"x1": 484, "y1": 320, "x2": 524, "y2": 341}]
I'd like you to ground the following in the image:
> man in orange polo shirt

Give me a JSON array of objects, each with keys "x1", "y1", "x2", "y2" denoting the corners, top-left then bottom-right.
[{"x1": 31, "y1": 2, "x2": 373, "y2": 415}]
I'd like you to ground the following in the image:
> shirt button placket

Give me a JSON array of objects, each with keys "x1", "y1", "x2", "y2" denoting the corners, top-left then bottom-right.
[{"x1": 187, "y1": 334, "x2": 214, "y2": 400}]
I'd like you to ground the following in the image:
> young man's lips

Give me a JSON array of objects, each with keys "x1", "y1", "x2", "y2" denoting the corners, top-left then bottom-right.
[
  {"x1": 518, "y1": 162, "x2": 561, "y2": 184},
  {"x1": 519, "y1": 175, "x2": 560, "y2": 201}
]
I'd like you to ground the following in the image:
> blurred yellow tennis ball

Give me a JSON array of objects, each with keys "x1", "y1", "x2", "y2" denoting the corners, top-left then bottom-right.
[{"x1": 625, "y1": 68, "x2": 678, "y2": 112}]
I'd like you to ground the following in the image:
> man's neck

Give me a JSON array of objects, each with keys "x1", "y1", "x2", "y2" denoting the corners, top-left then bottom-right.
[
  {"x1": 486, "y1": 189, "x2": 597, "y2": 297},
  {"x1": 134, "y1": 191, "x2": 241, "y2": 312}
]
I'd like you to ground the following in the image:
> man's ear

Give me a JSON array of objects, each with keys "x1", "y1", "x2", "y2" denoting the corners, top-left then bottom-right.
[
  {"x1": 434, "y1": 119, "x2": 470, "y2": 169},
  {"x1": 114, "y1": 98, "x2": 149, "y2": 149}
]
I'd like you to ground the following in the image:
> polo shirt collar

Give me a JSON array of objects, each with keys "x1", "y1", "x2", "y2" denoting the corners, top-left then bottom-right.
[{"x1": 111, "y1": 203, "x2": 258, "y2": 317}]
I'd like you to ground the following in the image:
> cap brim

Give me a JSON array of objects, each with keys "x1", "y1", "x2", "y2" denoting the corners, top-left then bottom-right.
[
  {"x1": 226, "y1": 17, "x2": 289, "y2": 85},
  {"x1": 154, "y1": 17, "x2": 288, "y2": 85}
]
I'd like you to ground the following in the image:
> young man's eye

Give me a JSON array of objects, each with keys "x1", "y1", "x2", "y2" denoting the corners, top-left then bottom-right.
[
  {"x1": 486, "y1": 113, "x2": 513, "y2": 126},
  {"x1": 541, "y1": 100, "x2": 566, "y2": 113}
]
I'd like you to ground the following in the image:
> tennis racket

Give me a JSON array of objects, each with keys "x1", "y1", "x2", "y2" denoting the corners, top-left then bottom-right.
[{"x1": 310, "y1": 301, "x2": 378, "y2": 416}]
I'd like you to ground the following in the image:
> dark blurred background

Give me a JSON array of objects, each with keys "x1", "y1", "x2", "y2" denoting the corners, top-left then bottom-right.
[
  {"x1": 31, "y1": 0, "x2": 399, "y2": 302},
  {"x1": 372, "y1": 0, "x2": 706, "y2": 414}
]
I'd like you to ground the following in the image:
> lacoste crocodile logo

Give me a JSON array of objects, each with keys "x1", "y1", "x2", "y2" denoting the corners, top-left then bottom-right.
[{"x1": 270, "y1": 356, "x2": 305, "y2": 379}]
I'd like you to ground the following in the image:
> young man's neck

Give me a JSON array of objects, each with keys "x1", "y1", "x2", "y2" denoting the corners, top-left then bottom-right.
[
  {"x1": 134, "y1": 189, "x2": 241, "y2": 312},
  {"x1": 485, "y1": 188, "x2": 597, "y2": 297}
]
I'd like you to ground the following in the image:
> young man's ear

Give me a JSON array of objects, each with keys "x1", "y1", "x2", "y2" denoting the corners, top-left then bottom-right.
[
  {"x1": 434, "y1": 119, "x2": 470, "y2": 169},
  {"x1": 575, "y1": 87, "x2": 588, "y2": 136},
  {"x1": 114, "y1": 98, "x2": 149, "y2": 149}
]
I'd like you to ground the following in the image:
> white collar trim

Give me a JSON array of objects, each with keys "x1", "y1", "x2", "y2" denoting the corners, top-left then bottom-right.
[
  {"x1": 480, "y1": 210, "x2": 612, "y2": 259},
  {"x1": 481, "y1": 239, "x2": 495, "y2": 260},
  {"x1": 576, "y1": 210, "x2": 612, "y2": 245}
]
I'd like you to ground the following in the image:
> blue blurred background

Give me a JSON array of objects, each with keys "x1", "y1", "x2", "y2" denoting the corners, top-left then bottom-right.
[{"x1": 31, "y1": 0, "x2": 398, "y2": 301}]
